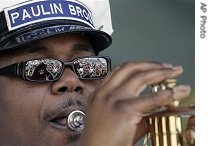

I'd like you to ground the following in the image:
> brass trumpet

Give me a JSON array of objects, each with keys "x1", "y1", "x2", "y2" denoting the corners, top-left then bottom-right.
[{"x1": 143, "y1": 79, "x2": 195, "y2": 146}]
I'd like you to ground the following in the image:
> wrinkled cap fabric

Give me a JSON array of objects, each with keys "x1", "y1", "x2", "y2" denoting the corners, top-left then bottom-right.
[{"x1": 0, "y1": 0, "x2": 113, "y2": 53}]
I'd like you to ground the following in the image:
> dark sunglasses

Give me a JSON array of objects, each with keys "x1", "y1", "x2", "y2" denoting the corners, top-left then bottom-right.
[{"x1": 0, "y1": 56, "x2": 111, "y2": 82}]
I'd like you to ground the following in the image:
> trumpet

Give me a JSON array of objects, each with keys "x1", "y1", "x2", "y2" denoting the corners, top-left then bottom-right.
[
  {"x1": 66, "y1": 79, "x2": 195, "y2": 146},
  {"x1": 143, "y1": 79, "x2": 195, "y2": 146}
]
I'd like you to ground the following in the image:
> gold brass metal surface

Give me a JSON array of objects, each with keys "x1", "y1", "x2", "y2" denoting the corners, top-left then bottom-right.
[{"x1": 144, "y1": 79, "x2": 195, "y2": 146}]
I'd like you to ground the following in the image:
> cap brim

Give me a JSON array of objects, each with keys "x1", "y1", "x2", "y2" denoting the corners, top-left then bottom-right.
[{"x1": 0, "y1": 21, "x2": 112, "y2": 53}]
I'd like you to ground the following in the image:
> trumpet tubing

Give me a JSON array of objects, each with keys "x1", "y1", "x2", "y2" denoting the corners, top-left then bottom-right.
[
  {"x1": 149, "y1": 115, "x2": 183, "y2": 146},
  {"x1": 147, "y1": 106, "x2": 195, "y2": 146},
  {"x1": 146, "y1": 79, "x2": 195, "y2": 146}
]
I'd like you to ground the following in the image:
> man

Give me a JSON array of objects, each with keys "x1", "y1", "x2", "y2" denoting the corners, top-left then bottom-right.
[{"x1": 0, "y1": 0, "x2": 191, "y2": 146}]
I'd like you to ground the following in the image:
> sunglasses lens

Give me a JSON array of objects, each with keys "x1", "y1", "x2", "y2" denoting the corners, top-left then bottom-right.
[
  {"x1": 73, "y1": 57, "x2": 109, "y2": 79},
  {"x1": 25, "y1": 59, "x2": 63, "y2": 81}
]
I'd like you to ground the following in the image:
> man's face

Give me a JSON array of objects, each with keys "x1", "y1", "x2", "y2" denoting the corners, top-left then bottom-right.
[{"x1": 0, "y1": 33, "x2": 101, "y2": 146}]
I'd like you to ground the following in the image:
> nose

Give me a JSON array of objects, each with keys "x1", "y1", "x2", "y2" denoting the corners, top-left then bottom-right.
[{"x1": 51, "y1": 68, "x2": 85, "y2": 94}]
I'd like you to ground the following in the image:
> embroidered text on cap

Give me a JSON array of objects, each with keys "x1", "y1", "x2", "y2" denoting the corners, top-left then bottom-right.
[{"x1": 4, "y1": 0, "x2": 95, "y2": 31}]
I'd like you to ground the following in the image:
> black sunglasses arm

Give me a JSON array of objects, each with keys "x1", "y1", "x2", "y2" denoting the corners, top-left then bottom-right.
[{"x1": 0, "y1": 63, "x2": 22, "y2": 78}]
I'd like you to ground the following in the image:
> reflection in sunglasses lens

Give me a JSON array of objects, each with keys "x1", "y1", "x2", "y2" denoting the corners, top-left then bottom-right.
[
  {"x1": 25, "y1": 59, "x2": 62, "y2": 81},
  {"x1": 74, "y1": 58, "x2": 108, "y2": 79},
  {"x1": 24, "y1": 57, "x2": 109, "y2": 81}
]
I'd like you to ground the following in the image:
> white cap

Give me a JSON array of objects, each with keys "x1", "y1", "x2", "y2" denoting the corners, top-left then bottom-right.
[{"x1": 0, "y1": 0, "x2": 113, "y2": 53}]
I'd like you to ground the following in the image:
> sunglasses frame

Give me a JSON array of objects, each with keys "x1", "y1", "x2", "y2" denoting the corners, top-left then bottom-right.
[{"x1": 0, "y1": 56, "x2": 111, "y2": 82}]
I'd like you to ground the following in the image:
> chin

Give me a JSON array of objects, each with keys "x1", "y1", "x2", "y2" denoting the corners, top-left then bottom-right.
[{"x1": 52, "y1": 131, "x2": 82, "y2": 146}]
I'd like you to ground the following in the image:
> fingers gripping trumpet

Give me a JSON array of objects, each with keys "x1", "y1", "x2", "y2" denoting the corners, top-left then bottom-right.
[
  {"x1": 66, "y1": 79, "x2": 194, "y2": 146},
  {"x1": 144, "y1": 79, "x2": 195, "y2": 146}
]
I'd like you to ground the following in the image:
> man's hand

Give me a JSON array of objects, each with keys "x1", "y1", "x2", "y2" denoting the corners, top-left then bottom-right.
[
  {"x1": 81, "y1": 61, "x2": 191, "y2": 146},
  {"x1": 184, "y1": 115, "x2": 195, "y2": 145}
]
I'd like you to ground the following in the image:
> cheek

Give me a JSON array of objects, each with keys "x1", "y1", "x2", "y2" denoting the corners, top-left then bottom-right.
[
  {"x1": 0, "y1": 79, "x2": 43, "y2": 113},
  {"x1": 84, "y1": 79, "x2": 102, "y2": 94},
  {"x1": 0, "y1": 78, "x2": 47, "y2": 136}
]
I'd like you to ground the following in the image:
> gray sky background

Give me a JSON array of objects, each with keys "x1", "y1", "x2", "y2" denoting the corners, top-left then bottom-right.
[{"x1": 100, "y1": 0, "x2": 195, "y2": 88}]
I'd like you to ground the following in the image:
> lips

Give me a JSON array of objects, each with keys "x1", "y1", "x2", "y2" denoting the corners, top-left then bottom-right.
[
  {"x1": 52, "y1": 117, "x2": 67, "y2": 125},
  {"x1": 50, "y1": 117, "x2": 68, "y2": 130},
  {"x1": 49, "y1": 110, "x2": 70, "y2": 130},
  {"x1": 46, "y1": 107, "x2": 85, "y2": 130},
  {"x1": 44, "y1": 97, "x2": 86, "y2": 131}
]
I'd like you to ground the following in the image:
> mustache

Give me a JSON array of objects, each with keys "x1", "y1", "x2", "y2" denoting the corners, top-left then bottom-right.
[{"x1": 43, "y1": 97, "x2": 87, "y2": 121}]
